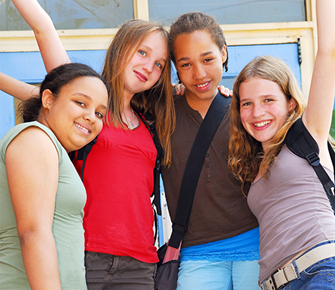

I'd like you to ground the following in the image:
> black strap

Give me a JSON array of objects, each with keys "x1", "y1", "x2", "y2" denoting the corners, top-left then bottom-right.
[
  {"x1": 285, "y1": 118, "x2": 335, "y2": 212},
  {"x1": 136, "y1": 112, "x2": 162, "y2": 244},
  {"x1": 153, "y1": 159, "x2": 162, "y2": 215},
  {"x1": 137, "y1": 111, "x2": 164, "y2": 216},
  {"x1": 75, "y1": 135, "x2": 98, "y2": 180},
  {"x1": 168, "y1": 93, "x2": 231, "y2": 249}
]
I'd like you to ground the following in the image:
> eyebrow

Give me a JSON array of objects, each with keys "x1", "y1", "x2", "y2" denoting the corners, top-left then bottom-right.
[
  {"x1": 75, "y1": 93, "x2": 107, "y2": 111},
  {"x1": 240, "y1": 94, "x2": 276, "y2": 102},
  {"x1": 142, "y1": 44, "x2": 153, "y2": 53},
  {"x1": 177, "y1": 51, "x2": 214, "y2": 63}
]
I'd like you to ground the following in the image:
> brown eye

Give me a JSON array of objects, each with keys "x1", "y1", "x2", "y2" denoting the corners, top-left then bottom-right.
[
  {"x1": 76, "y1": 101, "x2": 85, "y2": 107},
  {"x1": 95, "y1": 112, "x2": 104, "y2": 119}
]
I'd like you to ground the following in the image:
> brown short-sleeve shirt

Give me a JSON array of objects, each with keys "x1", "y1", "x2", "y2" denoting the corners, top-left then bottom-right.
[{"x1": 161, "y1": 94, "x2": 258, "y2": 247}]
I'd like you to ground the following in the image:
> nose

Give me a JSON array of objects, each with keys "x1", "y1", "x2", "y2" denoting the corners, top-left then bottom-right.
[
  {"x1": 193, "y1": 63, "x2": 206, "y2": 80},
  {"x1": 143, "y1": 58, "x2": 155, "y2": 73},
  {"x1": 84, "y1": 108, "x2": 96, "y2": 123},
  {"x1": 252, "y1": 103, "x2": 265, "y2": 118}
]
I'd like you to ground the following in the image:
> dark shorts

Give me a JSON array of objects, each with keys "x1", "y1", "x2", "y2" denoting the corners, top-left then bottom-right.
[{"x1": 85, "y1": 251, "x2": 157, "y2": 290}]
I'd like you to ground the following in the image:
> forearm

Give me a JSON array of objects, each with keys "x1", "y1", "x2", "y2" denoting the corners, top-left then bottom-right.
[
  {"x1": 20, "y1": 230, "x2": 62, "y2": 290},
  {"x1": 12, "y1": 0, "x2": 70, "y2": 72},
  {"x1": 316, "y1": 0, "x2": 335, "y2": 53},
  {"x1": 304, "y1": 0, "x2": 335, "y2": 138},
  {"x1": 0, "y1": 72, "x2": 38, "y2": 101}
]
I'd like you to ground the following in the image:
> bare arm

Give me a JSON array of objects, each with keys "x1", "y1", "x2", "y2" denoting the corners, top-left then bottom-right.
[
  {"x1": 6, "y1": 127, "x2": 62, "y2": 290},
  {"x1": 12, "y1": 0, "x2": 70, "y2": 72},
  {"x1": 303, "y1": 0, "x2": 335, "y2": 148},
  {"x1": 0, "y1": 72, "x2": 38, "y2": 101}
]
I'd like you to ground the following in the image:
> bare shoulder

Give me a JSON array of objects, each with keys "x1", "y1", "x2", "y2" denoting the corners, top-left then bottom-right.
[{"x1": 6, "y1": 126, "x2": 58, "y2": 162}]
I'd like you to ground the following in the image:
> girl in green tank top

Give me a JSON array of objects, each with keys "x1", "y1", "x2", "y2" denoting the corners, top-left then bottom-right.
[{"x1": 0, "y1": 63, "x2": 108, "y2": 289}]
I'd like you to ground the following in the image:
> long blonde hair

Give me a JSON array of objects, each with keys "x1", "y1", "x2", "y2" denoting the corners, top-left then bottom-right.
[
  {"x1": 101, "y1": 19, "x2": 175, "y2": 165},
  {"x1": 229, "y1": 56, "x2": 306, "y2": 189}
]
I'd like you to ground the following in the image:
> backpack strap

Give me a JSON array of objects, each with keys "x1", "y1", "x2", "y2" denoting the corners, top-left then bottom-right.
[
  {"x1": 285, "y1": 118, "x2": 335, "y2": 212},
  {"x1": 74, "y1": 135, "x2": 99, "y2": 180},
  {"x1": 136, "y1": 111, "x2": 164, "y2": 245},
  {"x1": 137, "y1": 111, "x2": 164, "y2": 216},
  {"x1": 168, "y1": 93, "x2": 231, "y2": 249}
]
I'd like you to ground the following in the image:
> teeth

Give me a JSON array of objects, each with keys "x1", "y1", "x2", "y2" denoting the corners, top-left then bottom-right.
[
  {"x1": 254, "y1": 121, "x2": 270, "y2": 127},
  {"x1": 196, "y1": 82, "x2": 209, "y2": 88},
  {"x1": 76, "y1": 124, "x2": 89, "y2": 133}
]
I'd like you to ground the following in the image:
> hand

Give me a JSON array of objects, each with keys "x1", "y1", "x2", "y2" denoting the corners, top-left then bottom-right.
[
  {"x1": 172, "y1": 83, "x2": 185, "y2": 95},
  {"x1": 218, "y1": 85, "x2": 232, "y2": 97}
]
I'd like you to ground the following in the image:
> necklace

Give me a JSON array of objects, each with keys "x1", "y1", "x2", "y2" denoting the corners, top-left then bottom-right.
[{"x1": 125, "y1": 109, "x2": 137, "y2": 129}]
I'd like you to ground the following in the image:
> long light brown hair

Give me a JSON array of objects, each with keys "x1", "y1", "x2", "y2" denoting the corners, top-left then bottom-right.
[
  {"x1": 102, "y1": 19, "x2": 175, "y2": 165},
  {"x1": 229, "y1": 56, "x2": 306, "y2": 189}
]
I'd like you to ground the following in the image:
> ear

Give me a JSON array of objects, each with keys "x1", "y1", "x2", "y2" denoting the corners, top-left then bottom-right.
[
  {"x1": 221, "y1": 45, "x2": 228, "y2": 64},
  {"x1": 288, "y1": 98, "x2": 297, "y2": 112},
  {"x1": 41, "y1": 89, "x2": 55, "y2": 110}
]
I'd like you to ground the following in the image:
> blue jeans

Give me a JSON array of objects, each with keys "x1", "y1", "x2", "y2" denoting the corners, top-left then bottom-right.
[
  {"x1": 177, "y1": 259, "x2": 259, "y2": 290},
  {"x1": 281, "y1": 256, "x2": 335, "y2": 290},
  {"x1": 262, "y1": 240, "x2": 335, "y2": 290}
]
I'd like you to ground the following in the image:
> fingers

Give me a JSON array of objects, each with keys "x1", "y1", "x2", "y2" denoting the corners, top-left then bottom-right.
[
  {"x1": 173, "y1": 83, "x2": 186, "y2": 95},
  {"x1": 218, "y1": 85, "x2": 233, "y2": 97}
]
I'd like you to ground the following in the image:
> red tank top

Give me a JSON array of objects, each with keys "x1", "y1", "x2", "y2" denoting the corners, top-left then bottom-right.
[{"x1": 73, "y1": 121, "x2": 158, "y2": 263}]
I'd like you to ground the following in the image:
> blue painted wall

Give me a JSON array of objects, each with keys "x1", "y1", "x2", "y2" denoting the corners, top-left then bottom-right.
[
  {"x1": 0, "y1": 92, "x2": 15, "y2": 138},
  {"x1": 0, "y1": 50, "x2": 106, "y2": 139},
  {"x1": 171, "y1": 43, "x2": 301, "y2": 89},
  {"x1": 0, "y1": 43, "x2": 300, "y2": 139}
]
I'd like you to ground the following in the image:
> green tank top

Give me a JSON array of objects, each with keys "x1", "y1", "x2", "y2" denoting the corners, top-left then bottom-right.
[{"x1": 0, "y1": 121, "x2": 87, "y2": 289}]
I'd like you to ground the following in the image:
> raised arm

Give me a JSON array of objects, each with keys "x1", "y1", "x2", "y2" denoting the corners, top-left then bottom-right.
[
  {"x1": 0, "y1": 72, "x2": 38, "y2": 101},
  {"x1": 303, "y1": 0, "x2": 335, "y2": 145},
  {"x1": 12, "y1": 0, "x2": 70, "y2": 72},
  {"x1": 6, "y1": 127, "x2": 61, "y2": 290}
]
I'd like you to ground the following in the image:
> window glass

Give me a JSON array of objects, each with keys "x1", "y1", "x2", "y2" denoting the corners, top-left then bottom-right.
[
  {"x1": 1, "y1": 0, "x2": 133, "y2": 30},
  {"x1": 149, "y1": 0, "x2": 306, "y2": 25}
]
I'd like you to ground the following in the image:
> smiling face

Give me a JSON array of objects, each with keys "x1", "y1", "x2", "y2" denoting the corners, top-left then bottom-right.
[
  {"x1": 173, "y1": 30, "x2": 227, "y2": 104},
  {"x1": 40, "y1": 76, "x2": 108, "y2": 152},
  {"x1": 239, "y1": 77, "x2": 296, "y2": 151},
  {"x1": 123, "y1": 30, "x2": 168, "y2": 99}
]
